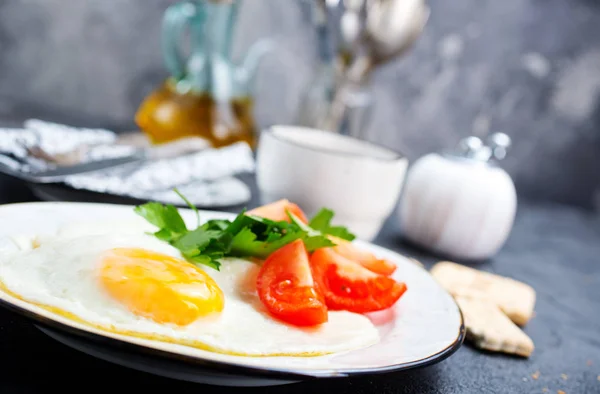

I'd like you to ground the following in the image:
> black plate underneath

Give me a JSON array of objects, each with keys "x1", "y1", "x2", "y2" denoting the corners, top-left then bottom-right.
[
  {"x1": 0, "y1": 294, "x2": 465, "y2": 387},
  {"x1": 36, "y1": 325, "x2": 301, "y2": 387}
]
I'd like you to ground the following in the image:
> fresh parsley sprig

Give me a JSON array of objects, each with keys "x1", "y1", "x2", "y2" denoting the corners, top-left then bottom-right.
[
  {"x1": 133, "y1": 190, "x2": 355, "y2": 270},
  {"x1": 309, "y1": 208, "x2": 356, "y2": 241}
]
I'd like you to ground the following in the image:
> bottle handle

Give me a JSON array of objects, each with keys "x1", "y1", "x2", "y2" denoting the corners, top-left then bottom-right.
[{"x1": 161, "y1": 2, "x2": 206, "y2": 80}]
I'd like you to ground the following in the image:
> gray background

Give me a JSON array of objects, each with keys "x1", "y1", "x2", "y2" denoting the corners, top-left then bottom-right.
[{"x1": 1, "y1": 0, "x2": 599, "y2": 209}]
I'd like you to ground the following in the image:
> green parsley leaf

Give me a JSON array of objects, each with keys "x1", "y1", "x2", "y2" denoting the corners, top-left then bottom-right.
[
  {"x1": 154, "y1": 228, "x2": 178, "y2": 242},
  {"x1": 225, "y1": 213, "x2": 289, "y2": 241},
  {"x1": 320, "y1": 225, "x2": 355, "y2": 241},
  {"x1": 134, "y1": 190, "x2": 346, "y2": 272},
  {"x1": 308, "y1": 208, "x2": 333, "y2": 230},
  {"x1": 133, "y1": 198, "x2": 225, "y2": 270},
  {"x1": 223, "y1": 210, "x2": 250, "y2": 235},
  {"x1": 229, "y1": 227, "x2": 300, "y2": 258},
  {"x1": 303, "y1": 235, "x2": 336, "y2": 251},
  {"x1": 228, "y1": 220, "x2": 334, "y2": 259},
  {"x1": 178, "y1": 234, "x2": 226, "y2": 271},
  {"x1": 172, "y1": 229, "x2": 222, "y2": 256},
  {"x1": 308, "y1": 208, "x2": 356, "y2": 241},
  {"x1": 229, "y1": 227, "x2": 268, "y2": 257},
  {"x1": 287, "y1": 211, "x2": 320, "y2": 236},
  {"x1": 134, "y1": 202, "x2": 188, "y2": 241},
  {"x1": 173, "y1": 187, "x2": 200, "y2": 227},
  {"x1": 202, "y1": 219, "x2": 231, "y2": 232},
  {"x1": 187, "y1": 254, "x2": 221, "y2": 271},
  {"x1": 265, "y1": 231, "x2": 283, "y2": 243}
]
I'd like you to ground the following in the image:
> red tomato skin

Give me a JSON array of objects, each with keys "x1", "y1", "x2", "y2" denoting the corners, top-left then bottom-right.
[
  {"x1": 330, "y1": 236, "x2": 397, "y2": 276},
  {"x1": 257, "y1": 239, "x2": 328, "y2": 326},
  {"x1": 310, "y1": 247, "x2": 407, "y2": 314}
]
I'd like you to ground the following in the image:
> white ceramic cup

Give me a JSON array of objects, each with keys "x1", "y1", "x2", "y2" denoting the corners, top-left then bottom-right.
[{"x1": 255, "y1": 125, "x2": 409, "y2": 241}]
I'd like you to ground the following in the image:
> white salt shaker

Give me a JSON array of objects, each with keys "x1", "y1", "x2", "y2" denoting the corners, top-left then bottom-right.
[{"x1": 398, "y1": 133, "x2": 516, "y2": 261}]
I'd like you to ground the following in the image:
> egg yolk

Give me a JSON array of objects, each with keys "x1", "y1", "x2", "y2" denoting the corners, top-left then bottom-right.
[{"x1": 98, "y1": 248, "x2": 224, "y2": 326}]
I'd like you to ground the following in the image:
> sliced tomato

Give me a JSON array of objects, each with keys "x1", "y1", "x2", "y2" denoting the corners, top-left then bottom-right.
[
  {"x1": 329, "y1": 236, "x2": 397, "y2": 276},
  {"x1": 247, "y1": 199, "x2": 308, "y2": 223},
  {"x1": 256, "y1": 239, "x2": 328, "y2": 326},
  {"x1": 310, "y1": 247, "x2": 407, "y2": 313}
]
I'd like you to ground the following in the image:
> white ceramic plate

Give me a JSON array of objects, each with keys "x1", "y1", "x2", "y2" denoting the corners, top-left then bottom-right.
[{"x1": 0, "y1": 202, "x2": 464, "y2": 386}]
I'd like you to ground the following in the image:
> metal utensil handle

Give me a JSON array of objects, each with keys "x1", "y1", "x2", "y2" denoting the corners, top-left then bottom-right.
[
  {"x1": 0, "y1": 154, "x2": 145, "y2": 184},
  {"x1": 321, "y1": 55, "x2": 373, "y2": 133}
]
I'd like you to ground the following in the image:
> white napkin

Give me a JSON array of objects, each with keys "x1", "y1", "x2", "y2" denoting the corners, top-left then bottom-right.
[{"x1": 0, "y1": 119, "x2": 256, "y2": 207}]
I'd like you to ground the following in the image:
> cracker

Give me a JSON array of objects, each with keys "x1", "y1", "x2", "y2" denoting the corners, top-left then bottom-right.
[
  {"x1": 430, "y1": 261, "x2": 536, "y2": 325},
  {"x1": 455, "y1": 296, "x2": 534, "y2": 357}
]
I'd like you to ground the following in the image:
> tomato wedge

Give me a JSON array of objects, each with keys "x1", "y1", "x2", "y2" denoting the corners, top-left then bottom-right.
[
  {"x1": 310, "y1": 247, "x2": 407, "y2": 313},
  {"x1": 256, "y1": 239, "x2": 328, "y2": 326},
  {"x1": 329, "y1": 236, "x2": 397, "y2": 276},
  {"x1": 247, "y1": 199, "x2": 308, "y2": 223}
]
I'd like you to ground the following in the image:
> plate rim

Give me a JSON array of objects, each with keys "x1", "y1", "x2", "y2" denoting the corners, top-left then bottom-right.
[{"x1": 0, "y1": 201, "x2": 466, "y2": 381}]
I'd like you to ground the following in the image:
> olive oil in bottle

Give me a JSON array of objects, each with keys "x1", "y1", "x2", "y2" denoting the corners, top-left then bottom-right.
[{"x1": 135, "y1": 78, "x2": 257, "y2": 148}]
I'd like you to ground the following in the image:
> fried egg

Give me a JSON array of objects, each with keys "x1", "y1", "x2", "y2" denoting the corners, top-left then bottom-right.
[{"x1": 0, "y1": 221, "x2": 379, "y2": 356}]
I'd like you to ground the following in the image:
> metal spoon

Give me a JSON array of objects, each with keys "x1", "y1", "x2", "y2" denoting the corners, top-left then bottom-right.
[
  {"x1": 352, "y1": 0, "x2": 430, "y2": 82},
  {"x1": 339, "y1": 0, "x2": 368, "y2": 56},
  {"x1": 322, "y1": 0, "x2": 430, "y2": 134}
]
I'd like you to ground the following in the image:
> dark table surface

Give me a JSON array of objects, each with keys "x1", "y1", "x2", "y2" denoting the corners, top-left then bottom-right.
[{"x1": 0, "y1": 173, "x2": 599, "y2": 394}]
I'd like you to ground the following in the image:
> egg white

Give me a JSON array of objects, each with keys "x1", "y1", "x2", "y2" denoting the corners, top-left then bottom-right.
[{"x1": 0, "y1": 222, "x2": 380, "y2": 356}]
